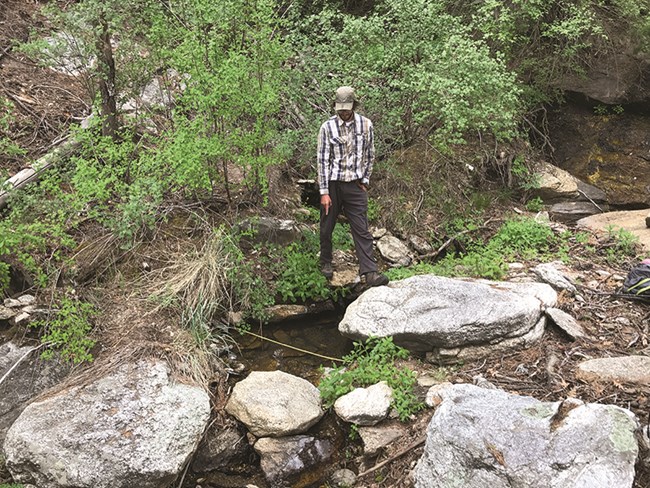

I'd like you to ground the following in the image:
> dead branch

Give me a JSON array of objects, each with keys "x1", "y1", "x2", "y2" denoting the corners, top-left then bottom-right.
[{"x1": 357, "y1": 436, "x2": 427, "y2": 478}]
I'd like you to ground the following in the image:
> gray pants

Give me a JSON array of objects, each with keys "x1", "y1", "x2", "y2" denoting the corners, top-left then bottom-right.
[{"x1": 320, "y1": 180, "x2": 377, "y2": 275}]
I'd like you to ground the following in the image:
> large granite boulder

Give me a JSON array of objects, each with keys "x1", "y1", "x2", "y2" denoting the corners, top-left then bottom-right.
[
  {"x1": 3, "y1": 360, "x2": 210, "y2": 488},
  {"x1": 414, "y1": 384, "x2": 639, "y2": 488},
  {"x1": 339, "y1": 275, "x2": 557, "y2": 360}
]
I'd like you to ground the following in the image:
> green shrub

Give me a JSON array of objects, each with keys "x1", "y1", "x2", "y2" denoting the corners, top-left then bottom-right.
[
  {"x1": 604, "y1": 225, "x2": 640, "y2": 264},
  {"x1": 319, "y1": 337, "x2": 425, "y2": 422},
  {"x1": 30, "y1": 297, "x2": 97, "y2": 364},
  {"x1": 488, "y1": 216, "x2": 555, "y2": 259},
  {"x1": 276, "y1": 242, "x2": 332, "y2": 303}
]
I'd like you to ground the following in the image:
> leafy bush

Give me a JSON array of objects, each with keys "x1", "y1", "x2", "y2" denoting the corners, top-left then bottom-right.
[
  {"x1": 319, "y1": 337, "x2": 425, "y2": 421},
  {"x1": 604, "y1": 225, "x2": 640, "y2": 264},
  {"x1": 30, "y1": 297, "x2": 97, "y2": 364},
  {"x1": 488, "y1": 216, "x2": 556, "y2": 259},
  {"x1": 276, "y1": 241, "x2": 332, "y2": 303}
]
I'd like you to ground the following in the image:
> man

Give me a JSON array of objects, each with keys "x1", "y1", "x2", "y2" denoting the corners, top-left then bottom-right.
[{"x1": 317, "y1": 86, "x2": 389, "y2": 288}]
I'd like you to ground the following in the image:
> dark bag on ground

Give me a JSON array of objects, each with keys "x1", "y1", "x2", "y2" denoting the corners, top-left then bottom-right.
[{"x1": 622, "y1": 262, "x2": 650, "y2": 297}]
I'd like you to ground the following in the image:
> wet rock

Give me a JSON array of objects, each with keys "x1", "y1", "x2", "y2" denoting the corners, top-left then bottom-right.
[
  {"x1": 358, "y1": 423, "x2": 407, "y2": 456},
  {"x1": 546, "y1": 308, "x2": 587, "y2": 340},
  {"x1": 413, "y1": 384, "x2": 638, "y2": 488},
  {"x1": 225, "y1": 370, "x2": 323, "y2": 437},
  {"x1": 532, "y1": 262, "x2": 577, "y2": 295},
  {"x1": 339, "y1": 275, "x2": 556, "y2": 359},
  {"x1": 576, "y1": 356, "x2": 650, "y2": 385},
  {"x1": 254, "y1": 435, "x2": 332, "y2": 485},
  {"x1": 4, "y1": 360, "x2": 210, "y2": 488},
  {"x1": 191, "y1": 420, "x2": 251, "y2": 473},
  {"x1": 334, "y1": 382, "x2": 393, "y2": 426},
  {"x1": 377, "y1": 235, "x2": 412, "y2": 266},
  {"x1": 264, "y1": 304, "x2": 309, "y2": 322}
]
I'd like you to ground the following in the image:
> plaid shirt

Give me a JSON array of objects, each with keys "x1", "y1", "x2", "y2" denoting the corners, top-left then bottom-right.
[{"x1": 317, "y1": 112, "x2": 375, "y2": 195}]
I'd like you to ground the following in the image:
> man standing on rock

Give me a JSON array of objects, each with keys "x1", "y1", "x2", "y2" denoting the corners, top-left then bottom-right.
[{"x1": 317, "y1": 86, "x2": 389, "y2": 287}]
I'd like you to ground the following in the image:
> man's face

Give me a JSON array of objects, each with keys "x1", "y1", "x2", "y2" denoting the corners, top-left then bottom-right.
[{"x1": 337, "y1": 109, "x2": 354, "y2": 122}]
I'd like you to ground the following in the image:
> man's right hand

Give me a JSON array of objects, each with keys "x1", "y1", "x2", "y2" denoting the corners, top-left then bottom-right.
[{"x1": 320, "y1": 195, "x2": 332, "y2": 215}]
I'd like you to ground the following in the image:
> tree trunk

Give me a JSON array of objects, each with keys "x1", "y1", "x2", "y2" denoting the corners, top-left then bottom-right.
[{"x1": 96, "y1": 12, "x2": 117, "y2": 139}]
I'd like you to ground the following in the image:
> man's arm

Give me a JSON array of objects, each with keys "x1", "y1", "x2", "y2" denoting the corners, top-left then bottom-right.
[{"x1": 317, "y1": 123, "x2": 330, "y2": 195}]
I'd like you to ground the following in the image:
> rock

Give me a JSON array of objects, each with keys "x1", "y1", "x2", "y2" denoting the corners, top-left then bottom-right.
[
  {"x1": 254, "y1": 435, "x2": 332, "y2": 485},
  {"x1": 10, "y1": 312, "x2": 30, "y2": 326},
  {"x1": 559, "y1": 51, "x2": 650, "y2": 105},
  {"x1": 264, "y1": 304, "x2": 309, "y2": 323},
  {"x1": 17, "y1": 295, "x2": 35, "y2": 306},
  {"x1": 0, "y1": 305, "x2": 16, "y2": 320},
  {"x1": 576, "y1": 180, "x2": 608, "y2": 204},
  {"x1": 546, "y1": 308, "x2": 587, "y2": 340},
  {"x1": 424, "y1": 383, "x2": 454, "y2": 408},
  {"x1": 225, "y1": 370, "x2": 323, "y2": 437},
  {"x1": 4, "y1": 360, "x2": 210, "y2": 488},
  {"x1": 408, "y1": 235, "x2": 434, "y2": 255},
  {"x1": 577, "y1": 209, "x2": 650, "y2": 253},
  {"x1": 372, "y1": 227, "x2": 387, "y2": 239},
  {"x1": 3, "y1": 299, "x2": 22, "y2": 308},
  {"x1": 236, "y1": 217, "x2": 301, "y2": 247},
  {"x1": 576, "y1": 356, "x2": 650, "y2": 385},
  {"x1": 532, "y1": 162, "x2": 579, "y2": 203},
  {"x1": 532, "y1": 262, "x2": 577, "y2": 295},
  {"x1": 646, "y1": 212, "x2": 650, "y2": 228},
  {"x1": 0, "y1": 342, "x2": 72, "y2": 447},
  {"x1": 330, "y1": 268, "x2": 361, "y2": 288},
  {"x1": 191, "y1": 420, "x2": 250, "y2": 473},
  {"x1": 330, "y1": 468, "x2": 357, "y2": 487},
  {"x1": 334, "y1": 382, "x2": 393, "y2": 426},
  {"x1": 358, "y1": 423, "x2": 407, "y2": 456},
  {"x1": 549, "y1": 201, "x2": 605, "y2": 223},
  {"x1": 339, "y1": 275, "x2": 556, "y2": 357},
  {"x1": 377, "y1": 235, "x2": 412, "y2": 266},
  {"x1": 413, "y1": 384, "x2": 638, "y2": 488}
]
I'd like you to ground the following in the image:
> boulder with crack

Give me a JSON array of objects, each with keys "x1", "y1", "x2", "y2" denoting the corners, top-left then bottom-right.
[{"x1": 339, "y1": 275, "x2": 556, "y2": 361}]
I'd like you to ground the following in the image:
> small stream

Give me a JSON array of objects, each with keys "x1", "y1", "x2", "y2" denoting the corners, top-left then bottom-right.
[
  {"x1": 189, "y1": 313, "x2": 355, "y2": 488},
  {"x1": 236, "y1": 312, "x2": 353, "y2": 383}
]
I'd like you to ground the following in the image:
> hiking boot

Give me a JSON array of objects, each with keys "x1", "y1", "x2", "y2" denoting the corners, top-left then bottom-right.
[
  {"x1": 320, "y1": 262, "x2": 334, "y2": 279},
  {"x1": 364, "y1": 271, "x2": 389, "y2": 287}
]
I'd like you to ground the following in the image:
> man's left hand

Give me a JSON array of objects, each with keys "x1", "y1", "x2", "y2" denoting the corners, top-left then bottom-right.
[{"x1": 357, "y1": 181, "x2": 368, "y2": 192}]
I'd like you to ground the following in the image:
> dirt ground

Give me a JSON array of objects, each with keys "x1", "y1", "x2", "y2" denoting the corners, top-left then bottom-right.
[
  {"x1": 1, "y1": 2, "x2": 650, "y2": 488},
  {"x1": 0, "y1": 0, "x2": 88, "y2": 176}
]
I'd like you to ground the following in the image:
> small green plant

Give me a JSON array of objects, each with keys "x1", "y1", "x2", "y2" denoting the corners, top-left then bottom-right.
[
  {"x1": 604, "y1": 225, "x2": 639, "y2": 264},
  {"x1": 319, "y1": 337, "x2": 425, "y2": 421},
  {"x1": 386, "y1": 262, "x2": 436, "y2": 281},
  {"x1": 525, "y1": 196, "x2": 544, "y2": 212},
  {"x1": 0, "y1": 484, "x2": 24, "y2": 488},
  {"x1": 489, "y1": 216, "x2": 556, "y2": 259},
  {"x1": 30, "y1": 297, "x2": 97, "y2": 364}
]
